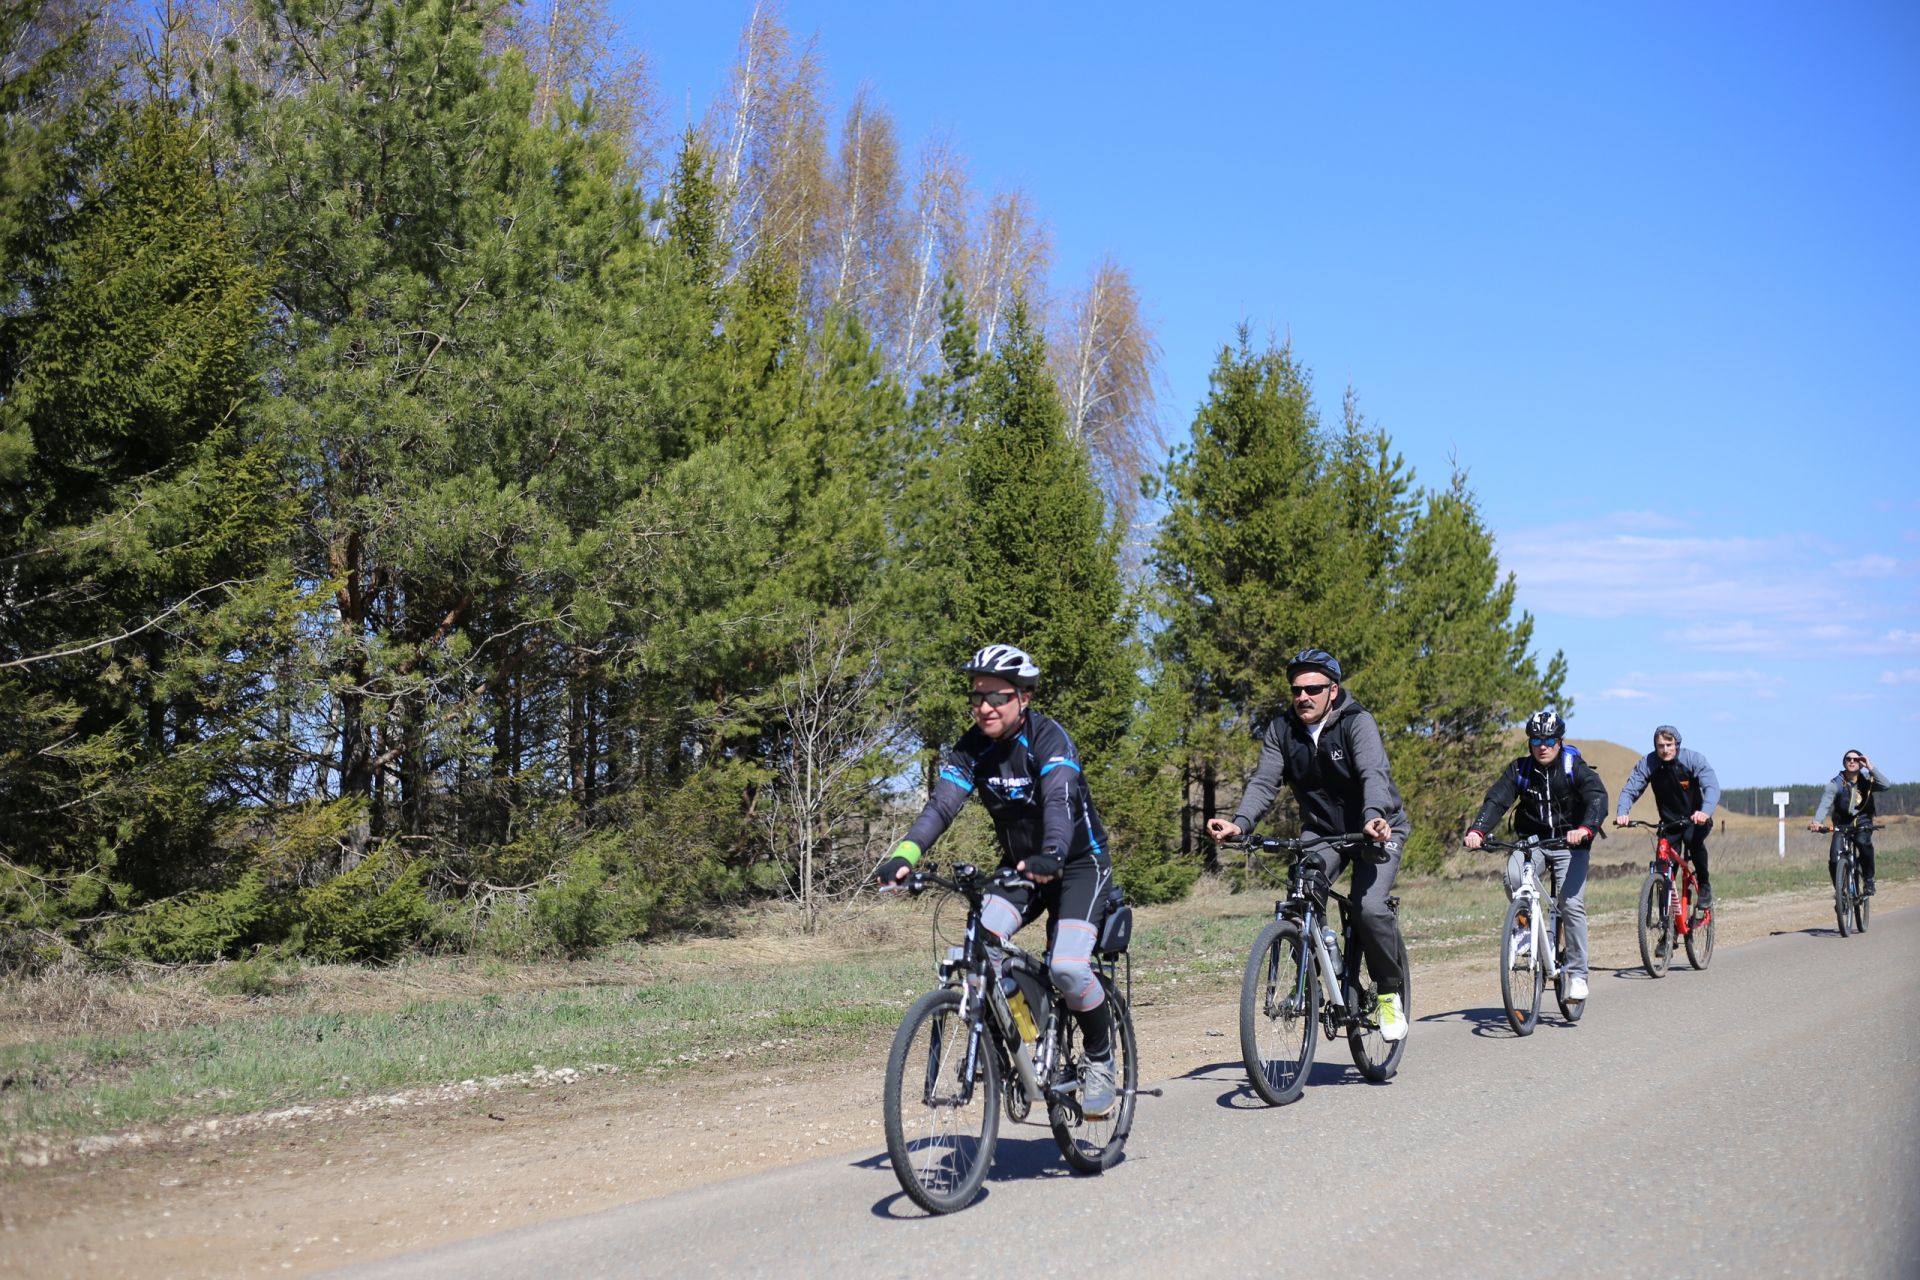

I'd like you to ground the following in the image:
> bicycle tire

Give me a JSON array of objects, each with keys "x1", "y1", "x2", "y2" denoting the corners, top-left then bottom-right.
[
  {"x1": 1637, "y1": 872, "x2": 1672, "y2": 977},
  {"x1": 1349, "y1": 934, "x2": 1410, "y2": 1081},
  {"x1": 883, "y1": 987, "x2": 999, "y2": 1214},
  {"x1": 1553, "y1": 911, "x2": 1585, "y2": 1022},
  {"x1": 1684, "y1": 895, "x2": 1715, "y2": 970},
  {"x1": 1501, "y1": 895, "x2": 1543, "y2": 1035},
  {"x1": 1239, "y1": 918, "x2": 1317, "y2": 1106},
  {"x1": 1854, "y1": 861, "x2": 1871, "y2": 934},
  {"x1": 1836, "y1": 856, "x2": 1855, "y2": 938},
  {"x1": 1050, "y1": 978, "x2": 1137, "y2": 1173}
]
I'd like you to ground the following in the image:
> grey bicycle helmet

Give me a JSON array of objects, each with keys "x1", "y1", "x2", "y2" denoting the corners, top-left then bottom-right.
[{"x1": 958, "y1": 643, "x2": 1040, "y2": 689}]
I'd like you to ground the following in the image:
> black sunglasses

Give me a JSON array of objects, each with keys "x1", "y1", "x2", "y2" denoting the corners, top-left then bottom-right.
[
  {"x1": 1529, "y1": 736, "x2": 1560, "y2": 748},
  {"x1": 1844, "y1": 755, "x2": 1864, "y2": 763},
  {"x1": 968, "y1": 690, "x2": 1020, "y2": 708},
  {"x1": 1290, "y1": 682, "x2": 1333, "y2": 697}
]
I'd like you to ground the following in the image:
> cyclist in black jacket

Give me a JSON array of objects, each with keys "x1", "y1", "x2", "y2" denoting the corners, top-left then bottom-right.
[
  {"x1": 1204, "y1": 649, "x2": 1413, "y2": 1043},
  {"x1": 1464, "y1": 710, "x2": 1609, "y2": 1001},
  {"x1": 1810, "y1": 749, "x2": 1890, "y2": 896},
  {"x1": 875, "y1": 643, "x2": 1117, "y2": 1115},
  {"x1": 1613, "y1": 725, "x2": 1721, "y2": 906}
]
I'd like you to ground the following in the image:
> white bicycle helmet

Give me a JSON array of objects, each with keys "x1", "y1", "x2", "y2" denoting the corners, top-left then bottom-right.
[{"x1": 958, "y1": 643, "x2": 1040, "y2": 689}]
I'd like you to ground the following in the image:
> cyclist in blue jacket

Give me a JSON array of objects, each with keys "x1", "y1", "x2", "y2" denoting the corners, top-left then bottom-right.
[{"x1": 875, "y1": 643, "x2": 1118, "y2": 1116}]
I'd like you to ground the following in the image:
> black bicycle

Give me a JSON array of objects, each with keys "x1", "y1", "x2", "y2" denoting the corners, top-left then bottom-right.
[
  {"x1": 1821, "y1": 819, "x2": 1872, "y2": 937},
  {"x1": 880, "y1": 862, "x2": 1149, "y2": 1214},
  {"x1": 1231, "y1": 834, "x2": 1409, "y2": 1106},
  {"x1": 1476, "y1": 835, "x2": 1584, "y2": 1033}
]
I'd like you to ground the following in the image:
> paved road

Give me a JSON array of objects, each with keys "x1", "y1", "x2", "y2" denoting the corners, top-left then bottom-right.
[{"x1": 332, "y1": 908, "x2": 1920, "y2": 1279}]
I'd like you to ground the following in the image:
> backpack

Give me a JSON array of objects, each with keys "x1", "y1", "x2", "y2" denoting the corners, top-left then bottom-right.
[{"x1": 1514, "y1": 743, "x2": 1583, "y2": 793}]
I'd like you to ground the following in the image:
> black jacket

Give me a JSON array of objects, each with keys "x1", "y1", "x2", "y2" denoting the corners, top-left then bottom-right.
[
  {"x1": 1470, "y1": 746, "x2": 1609, "y2": 840},
  {"x1": 903, "y1": 711, "x2": 1109, "y2": 867},
  {"x1": 1231, "y1": 691, "x2": 1410, "y2": 840}
]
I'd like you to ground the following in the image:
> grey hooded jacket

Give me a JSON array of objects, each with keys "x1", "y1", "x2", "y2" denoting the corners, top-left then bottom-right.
[{"x1": 1231, "y1": 691, "x2": 1410, "y2": 840}]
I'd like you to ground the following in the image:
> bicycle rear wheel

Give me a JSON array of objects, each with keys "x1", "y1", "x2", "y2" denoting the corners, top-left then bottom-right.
[
  {"x1": 1050, "y1": 978, "x2": 1137, "y2": 1173},
  {"x1": 1501, "y1": 896, "x2": 1543, "y2": 1035},
  {"x1": 883, "y1": 987, "x2": 999, "y2": 1214},
  {"x1": 1684, "y1": 892, "x2": 1715, "y2": 970},
  {"x1": 1553, "y1": 913, "x2": 1585, "y2": 1022},
  {"x1": 1637, "y1": 873, "x2": 1673, "y2": 977},
  {"x1": 1239, "y1": 918, "x2": 1317, "y2": 1106},
  {"x1": 1349, "y1": 957, "x2": 1409, "y2": 1081}
]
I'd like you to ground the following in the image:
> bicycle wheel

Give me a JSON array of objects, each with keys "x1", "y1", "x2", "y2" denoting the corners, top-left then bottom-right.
[
  {"x1": 1500, "y1": 896, "x2": 1543, "y2": 1035},
  {"x1": 1684, "y1": 892, "x2": 1715, "y2": 970},
  {"x1": 1348, "y1": 954, "x2": 1409, "y2": 1082},
  {"x1": 1836, "y1": 858, "x2": 1855, "y2": 938},
  {"x1": 1553, "y1": 912, "x2": 1586, "y2": 1022},
  {"x1": 1854, "y1": 862, "x2": 1871, "y2": 934},
  {"x1": 1051, "y1": 978, "x2": 1138, "y2": 1173},
  {"x1": 1239, "y1": 918, "x2": 1317, "y2": 1106},
  {"x1": 1637, "y1": 873, "x2": 1673, "y2": 977},
  {"x1": 883, "y1": 987, "x2": 999, "y2": 1214}
]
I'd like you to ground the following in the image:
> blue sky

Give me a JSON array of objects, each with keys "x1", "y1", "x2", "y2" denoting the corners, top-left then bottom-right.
[{"x1": 612, "y1": 1, "x2": 1918, "y2": 787}]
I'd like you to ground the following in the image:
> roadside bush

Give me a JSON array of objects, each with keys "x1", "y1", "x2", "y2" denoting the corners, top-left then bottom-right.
[
  {"x1": 108, "y1": 869, "x2": 280, "y2": 963},
  {"x1": 289, "y1": 847, "x2": 433, "y2": 962}
]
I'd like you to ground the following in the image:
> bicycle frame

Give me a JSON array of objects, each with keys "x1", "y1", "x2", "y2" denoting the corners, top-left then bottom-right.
[
  {"x1": 1265, "y1": 845, "x2": 1372, "y2": 1038},
  {"x1": 1650, "y1": 828, "x2": 1706, "y2": 936},
  {"x1": 1508, "y1": 850, "x2": 1561, "y2": 983}
]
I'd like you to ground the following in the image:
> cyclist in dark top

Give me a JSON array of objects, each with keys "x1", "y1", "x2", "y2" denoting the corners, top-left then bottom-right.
[
  {"x1": 875, "y1": 643, "x2": 1117, "y2": 1115},
  {"x1": 1811, "y1": 749, "x2": 1890, "y2": 896},
  {"x1": 1613, "y1": 725, "x2": 1722, "y2": 907},
  {"x1": 1203, "y1": 649, "x2": 1413, "y2": 1042},
  {"x1": 1464, "y1": 710, "x2": 1609, "y2": 1002}
]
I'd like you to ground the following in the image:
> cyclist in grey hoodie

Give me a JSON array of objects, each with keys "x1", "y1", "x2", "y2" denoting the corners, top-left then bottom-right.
[
  {"x1": 1811, "y1": 750, "x2": 1889, "y2": 896},
  {"x1": 1613, "y1": 725, "x2": 1721, "y2": 907}
]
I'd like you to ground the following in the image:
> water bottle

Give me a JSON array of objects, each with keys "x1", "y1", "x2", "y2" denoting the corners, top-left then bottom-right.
[{"x1": 1001, "y1": 976, "x2": 1038, "y2": 1043}]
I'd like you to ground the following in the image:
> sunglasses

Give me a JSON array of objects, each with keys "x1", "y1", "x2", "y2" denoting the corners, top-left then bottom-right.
[
  {"x1": 1845, "y1": 755, "x2": 1864, "y2": 763},
  {"x1": 1290, "y1": 682, "x2": 1334, "y2": 697},
  {"x1": 968, "y1": 690, "x2": 1020, "y2": 708},
  {"x1": 1529, "y1": 737, "x2": 1560, "y2": 748}
]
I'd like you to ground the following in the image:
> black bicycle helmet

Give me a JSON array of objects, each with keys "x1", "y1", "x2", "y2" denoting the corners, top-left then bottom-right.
[
  {"x1": 958, "y1": 643, "x2": 1040, "y2": 689},
  {"x1": 1285, "y1": 648, "x2": 1343, "y2": 682},
  {"x1": 1524, "y1": 709, "x2": 1566, "y2": 740}
]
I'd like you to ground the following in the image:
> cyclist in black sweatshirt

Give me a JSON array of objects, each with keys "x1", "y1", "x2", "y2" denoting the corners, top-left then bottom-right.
[{"x1": 1464, "y1": 710, "x2": 1609, "y2": 1002}]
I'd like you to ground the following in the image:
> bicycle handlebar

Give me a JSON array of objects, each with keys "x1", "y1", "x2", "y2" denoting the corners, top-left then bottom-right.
[
  {"x1": 1475, "y1": 834, "x2": 1575, "y2": 853},
  {"x1": 1619, "y1": 818, "x2": 1690, "y2": 836}
]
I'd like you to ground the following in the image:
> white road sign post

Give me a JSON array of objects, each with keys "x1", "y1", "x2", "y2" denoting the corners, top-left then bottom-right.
[{"x1": 1775, "y1": 791, "x2": 1791, "y2": 858}]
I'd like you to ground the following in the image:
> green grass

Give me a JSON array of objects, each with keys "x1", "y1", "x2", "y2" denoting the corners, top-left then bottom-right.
[{"x1": 3, "y1": 837, "x2": 1910, "y2": 1153}]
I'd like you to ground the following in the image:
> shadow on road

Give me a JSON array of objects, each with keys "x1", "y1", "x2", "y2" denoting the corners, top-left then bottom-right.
[
  {"x1": 857, "y1": 1131, "x2": 1101, "y2": 1219},
  {"x1": 1172, "y1": 1058, "x2": 1382, "y2": 1108},
  {"x1": 1771, "y1": 925, "x2": 1844, "y2": 938},
  {"x1": 1417, "y1": 1004, "x2": 1579, "y2": 1037}
]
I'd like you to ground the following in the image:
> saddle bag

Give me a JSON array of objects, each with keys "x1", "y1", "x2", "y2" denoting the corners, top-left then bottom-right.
[{"x1": 1096, "y1": 883, "x2": 1132, "y2": 956}]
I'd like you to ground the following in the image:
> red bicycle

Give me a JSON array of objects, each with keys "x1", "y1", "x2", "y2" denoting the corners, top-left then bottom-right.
[{"x1": 1626, "y1": 818, "x2": 1712, "y2": 976}]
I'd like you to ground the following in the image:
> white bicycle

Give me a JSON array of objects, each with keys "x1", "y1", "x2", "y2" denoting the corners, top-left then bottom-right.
[{"x1": 1479, "y1": 835, "x2": 1585, "y2": 1035}]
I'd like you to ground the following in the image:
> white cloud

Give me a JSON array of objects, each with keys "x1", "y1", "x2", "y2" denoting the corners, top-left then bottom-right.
[
  {"x1": 1882, "y1": 668, "x2": 1920, "y2": 685},
  {"x1": 1835, "y1": 554, "x2": 1900, "y2": 579},
  {"x1": 1599, "y1": 686, "x2": 1653, "y2": 700}
]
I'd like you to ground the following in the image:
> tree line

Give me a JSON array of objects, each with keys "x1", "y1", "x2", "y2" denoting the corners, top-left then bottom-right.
[
  {"x1": 0, "y1": 0, "x2": 1560, "y2": 971},
  {"x1": 1717, "y1": 784, "x2": 1919, "y2": 820}
]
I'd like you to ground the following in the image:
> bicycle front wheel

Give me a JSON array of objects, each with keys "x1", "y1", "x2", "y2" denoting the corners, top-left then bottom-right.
[
  {"x1": 1684, "y1": 895, "x2": 1715, "y2": 970},
  {"x1": 1239, "y1": 918, "x2": 1317, "y2": 1106},
  {"x1": 1836, "y1": 860, "x2": 1855, "y2": 938},
  {"x1": 1637, "y1": 873, "x2": 1673, "y2": 977},
  {"x1": 883, "y1": 987, "x2": 999, "y2": 1214},
  {"x1": 1501, "y1": 896, "x2": 1543, "y2": 1035},
  {"x1": 1553, "y1": 912, "x2": 1585, "y2": 1022},
  {"x1": 1051, "y1": 978, "x2": 1138, "y2": 1173}
]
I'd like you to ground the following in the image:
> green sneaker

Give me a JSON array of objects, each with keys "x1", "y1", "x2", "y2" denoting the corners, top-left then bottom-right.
[{"x1": 1376, "y1": 991, "x2": 1408, "y2": 1043}]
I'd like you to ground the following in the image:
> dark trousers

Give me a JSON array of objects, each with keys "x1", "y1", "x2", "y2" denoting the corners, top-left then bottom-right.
[{"x1": 1307, "y1": 832, "x2": 1408, "y2": 994}]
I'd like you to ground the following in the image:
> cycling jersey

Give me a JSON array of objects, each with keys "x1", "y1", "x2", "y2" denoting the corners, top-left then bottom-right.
[{"x1": 902, "y1": 711, "x2": 1109, "y2": 868}]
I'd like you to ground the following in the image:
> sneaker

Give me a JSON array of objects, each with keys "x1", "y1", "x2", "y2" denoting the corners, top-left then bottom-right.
[
  {"x1": 1567, "y1": 975, "x2": 1589, "y2": 1001},
  {"x1": 1697, "y1": 886, "x2": 1714, "y2": 909},
  {"x1": 1865, "y1": 878, "x2": 1876, "y2": 897},
  {"x1": 1376, "y1": 992, "x2": 1408, "y2": 1042},
  {"x1": 1078, "y1": 1053, "x2": 1116, "y2": 1118}
]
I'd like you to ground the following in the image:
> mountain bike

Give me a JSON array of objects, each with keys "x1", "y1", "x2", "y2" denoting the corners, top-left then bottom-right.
[
  {"x1": 1625, "y1": 818, "x2": 1712, "y2": 976},
  {"x1": 1477, "y1": 834, "x2": 1584, "y2": 1034},
  {"x1": 1230, "y1": 834, "x2": 1410, "y2": 1106},
  {"x1": 880, "y1": 861, "x2": 1150, "y2": 1214},
  {"x1": 1823, "y1": 819, "x2": 1872, "y2": 937}
]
